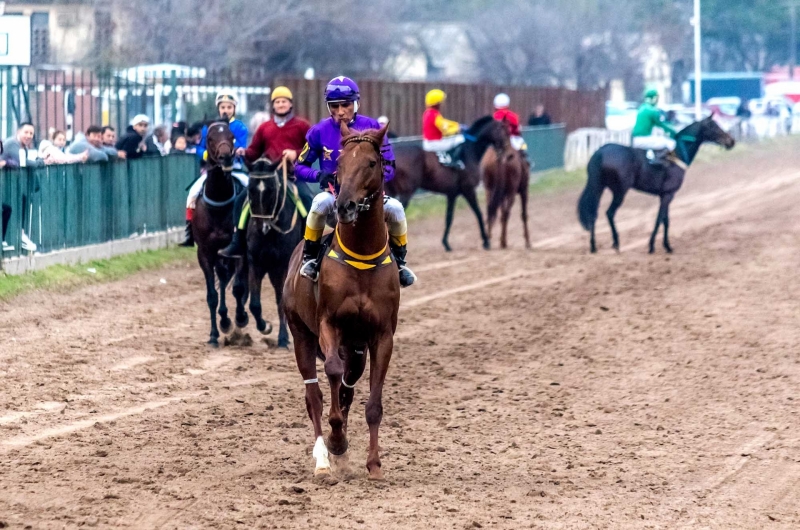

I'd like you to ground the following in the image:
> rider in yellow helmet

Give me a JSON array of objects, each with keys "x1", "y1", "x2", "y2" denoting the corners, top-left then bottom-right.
[{"x1": 422, "y1": 89, "x2": 465, "y2": 169}]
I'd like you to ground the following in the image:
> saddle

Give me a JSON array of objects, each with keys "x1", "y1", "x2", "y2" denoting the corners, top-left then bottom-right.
[{"x1": 435, "y1": 146, "x2": 465, "y2": 170}]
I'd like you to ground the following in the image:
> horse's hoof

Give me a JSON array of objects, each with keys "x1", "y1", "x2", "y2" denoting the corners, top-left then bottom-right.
[
  {"x1": 664, "y1": 246, "x2": 673, "y2": 254},
  {"x1": 236, "y1": 314, "x2": 249, "y2": 329},
  {"x1": 442, "y1": 241, "x2": 452, "y2": 252},
  {"x1": 648, "y1": 248, "x2": 656, "y2": 255},
  {"x1": 314, "y1": 466, "x2": 332, "y2": 477},
  {"x1": 207, "y1": 338, "x2": 219, "y2": 349},
  {"x1": 367, "y1": 467, "x2": 385, "y2": 481},
  {"x1": 257, "y1": 320, "x2": 273, "y2": 335},
  {"x1": 483, "y1": 241, "x2": 491, "y2": 250},
  {"x1": 219, "y1": 318, "x2": 232, "y2": 334},
  {"x1": 278, "y1": 341, "x2": 290, "y2": 350}
]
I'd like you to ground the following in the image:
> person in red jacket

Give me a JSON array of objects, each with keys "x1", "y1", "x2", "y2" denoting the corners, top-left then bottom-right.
[
  {"x1": 493, "y1": 93, "x2": 527, "y2": 153},
  {"x1": 422, "y1": 89, "x2": 465, "y2": 169},
  {"x1": 218, "y1": 86, "x2": 313, "y2": 258}
]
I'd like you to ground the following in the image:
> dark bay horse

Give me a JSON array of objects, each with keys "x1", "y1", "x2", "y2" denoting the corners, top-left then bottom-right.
[
  {"x1": 239, "y1": 157, "x2": 305, "y2": 348},
  {"x1": 386, "y1": 116, "x2": 508, "y2": 251},
  {"x1": 578, "y1": 116, "x2": 735, "y2": 254},
  {"x1": 481, "y1": 131, "x2": 531, "y2": 249},
  {"x1": 192, "y1": 122, "x2": 248, "y2": 346},
  {"x1": 283, "y1": 122, "x2": 400, "y2": 479}
]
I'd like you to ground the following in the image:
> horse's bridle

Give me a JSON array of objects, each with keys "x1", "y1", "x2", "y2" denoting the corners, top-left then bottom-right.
[
  {"x1": 342, "y1": 135, "x2": 383, "y2": 212},
  {"x1": 249, "y1": 157, "x2": 299, "y2": 235},
  {"x1": 206, "y1": 123, "x2": 235, "y2": 171}
]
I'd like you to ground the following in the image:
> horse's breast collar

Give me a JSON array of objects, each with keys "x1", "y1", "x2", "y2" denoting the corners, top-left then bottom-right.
[{"x1": 325, "y1": 226, "x2": 393, "y2": 271}]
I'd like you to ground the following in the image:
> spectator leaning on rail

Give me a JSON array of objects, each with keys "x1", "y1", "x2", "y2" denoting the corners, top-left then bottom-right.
[
  {"x1": 3, "y1": 123, "x2": 44, "y2": 168},
  {"x1": 39, "y1": 130, "x2": 89, "y2": 164},
  {"x1": 67, "y1": 126, "x2": 110, "y2": 162},
  {"x1": 101, "y1": 126, "x2": 123, "y2": 158},
  {"x1": 116, "y1": 115, "x2": 150, "y2": 159}
]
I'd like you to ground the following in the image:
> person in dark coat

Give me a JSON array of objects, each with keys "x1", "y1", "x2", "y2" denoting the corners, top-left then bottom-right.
[
  {"x1": 528, "y1": 104, "x2": 552, "y2": 126},
  {"x1": 115, "y1": 114, "x2": 150, "y2": 159}
]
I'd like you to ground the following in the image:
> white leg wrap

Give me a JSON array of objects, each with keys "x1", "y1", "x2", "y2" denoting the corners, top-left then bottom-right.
[
  {"x1": 313, "y1": 435, "x2": 330, "y2": 472},
  {"x1": 186, "y1": 175, "x2": 206, "y2": 209}
]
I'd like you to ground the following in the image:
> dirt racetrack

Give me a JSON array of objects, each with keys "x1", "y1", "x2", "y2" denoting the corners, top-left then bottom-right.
[{"x1": 2, "y1": 139, "x2": 800, "y2": 529}]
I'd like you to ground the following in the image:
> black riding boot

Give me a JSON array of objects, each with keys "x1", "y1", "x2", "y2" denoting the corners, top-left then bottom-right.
[
  {"x1": 218, "y1": 228, "x2": 246, "y2": 259},
  {"x1": 179, "y1": 220, "x2": 194, "y2": 247},
  {"x1": 299, "y1": 239, "x2": 323, "y2": 281},
  {"x1": 390, "y1": 243, "x2": 417, "y2": 288}
]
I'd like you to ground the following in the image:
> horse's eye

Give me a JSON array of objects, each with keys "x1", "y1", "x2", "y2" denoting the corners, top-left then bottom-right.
[{"x1": 369, "y1": 160, "x2": 377, "y2": 168}]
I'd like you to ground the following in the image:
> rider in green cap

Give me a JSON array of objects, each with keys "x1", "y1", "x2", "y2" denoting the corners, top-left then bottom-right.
[{"x1": 631, "y1": 88, "x2": 676, "y2": 164}]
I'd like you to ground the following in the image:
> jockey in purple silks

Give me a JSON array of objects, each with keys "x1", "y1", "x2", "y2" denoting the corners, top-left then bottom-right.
[{"x1": 295, "y1": 76, "x2": 415, "y2": 287}]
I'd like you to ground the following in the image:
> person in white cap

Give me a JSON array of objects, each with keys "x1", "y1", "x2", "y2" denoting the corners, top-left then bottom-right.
[
  {"x1": 116, "y1": 114, "x2": 150, "y2": 159},
  {"x1": 377, "y1": 115, "x2": 397, "y2": 139}
]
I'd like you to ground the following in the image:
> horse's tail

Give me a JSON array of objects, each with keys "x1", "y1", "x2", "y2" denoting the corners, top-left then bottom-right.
[{"x1": 578, "y1": 150, "x2": 604, "y2": 231}]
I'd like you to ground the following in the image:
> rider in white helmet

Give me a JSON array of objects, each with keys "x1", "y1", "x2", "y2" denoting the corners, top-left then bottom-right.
[
  {"x1": 493, "y1": 93, "x2": 527, "y2": 153},
  {"x1": 180, "y1": 89, "x2": 250, "y2": 247}
]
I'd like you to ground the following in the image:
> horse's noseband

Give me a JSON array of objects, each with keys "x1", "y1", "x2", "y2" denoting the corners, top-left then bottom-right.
[{"x1": 342, "y1": 135, "x2": 383, "y2": 212}]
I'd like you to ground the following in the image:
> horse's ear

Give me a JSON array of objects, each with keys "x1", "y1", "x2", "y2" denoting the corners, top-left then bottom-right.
[
  {"x1": 339, "y1": 120, "x2": 351, "y2": 137},
  {"x1": 706, "y1": 112, "x2": 715, "y2": 121},
  {"x1": 376, "y1": 121, "x2": 389, "y2": 143}
]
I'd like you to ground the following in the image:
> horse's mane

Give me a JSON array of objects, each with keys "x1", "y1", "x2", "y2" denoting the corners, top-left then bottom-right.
[{"x1": 465, "y1": 116, "x2": 496, "y2": 135}]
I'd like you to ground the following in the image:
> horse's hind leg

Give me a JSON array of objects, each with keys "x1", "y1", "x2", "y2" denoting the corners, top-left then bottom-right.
[
  {"x1": 215, "y1": 261, "x2": 232, "y2": 334},
  {"x1": 319, "y1": 322, "x2": 347, "y2": 456},
  {"x1": 365, "y1": 331, "x2": 394, "y2": 480},
  {"x1": 249, "y1": 264, "x2": 272, "y2": 335},
  {"x1": 289, "y1": 316, "x2": 328, "y2": 475},
  {"x1": 463, "y1": 187, "x2": 490, "y2": 250},
  {"x1": 442, "y1": 194, "x2": 456, "y2": 252},
  {"x1": 199, "y1": 254, "x2": 221, "y2": 347},
  {"x1": 606, "y1": 192, "x2": 625, "y2": 251},
  {"x1": 500, "y1": 195, "x2": 514, "y2": 250}
]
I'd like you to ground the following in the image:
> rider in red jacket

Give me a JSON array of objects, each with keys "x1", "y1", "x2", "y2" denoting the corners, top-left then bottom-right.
[{"x1": 493, "y1": 93, "x2": 527, "y2": 153}]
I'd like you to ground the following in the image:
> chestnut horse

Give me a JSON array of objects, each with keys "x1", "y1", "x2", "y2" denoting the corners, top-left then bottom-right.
[
  {"x1": 386, "y1": 116, "x2": 508, "y2": 251},
  {"x1": 481, "y1": 130, "x2": 531, "y2": 250},
  {"x1": 283, "y1": 122, "x2": 399, "y2": 479},
  {"x1": 192, "y1": 122, "x2": 248, "y2": 346}
]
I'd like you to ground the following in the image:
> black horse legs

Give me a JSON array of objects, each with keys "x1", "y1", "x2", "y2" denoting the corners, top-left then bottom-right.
[
  {"x1": 606, "y1": 193, "x2": 625, "y2": 251},
  {"x1": 232, "y1": 261, "x2": 249, "y2": 329},
  {"x1": 463, "y1": 187, "x2": 490, "y2": 250},
  {"x1": 268, "y1": 268, "x2": 290, "y2": 348},
  {"x1": 199, "y1": 255, "x2": 221, "y2": 347},
  {"x1": 442, "y1": 194, "x2": 456, "y2": 252},
  {"x1": 649, "y1": 193, "x2": 675, "y2": 254},
  {"x1": 215, "y1": 261, "x2": 233, "y2": 334},
  {"x1": 248, "y1": 264, "x2": 273, "y2": 336}
]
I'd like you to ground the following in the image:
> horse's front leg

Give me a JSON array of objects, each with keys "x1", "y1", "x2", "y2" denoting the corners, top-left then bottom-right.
[
  {"x1": 463, "y1": 186, "x2": 490, "y2": 250},
  {"x1": 215, "y1": 260, "x2": 232, "y2": 334},
  {"x1": 249, "y1": 262, "x2": 272, "y2": 335},
  {"x1": 289, "y1": 316, "x2": 328, "y2": 475},
  {"x1": 500, "y1": 195, "x2": 514, "y2": 250},
  {"x1": 319, "y1": 321, "x2": 347, "y2": 455},
  {"x1": 661, "y1": 193, "x2": 675, "y2": 253},
  {"x1": 198, "y1": 252, "x2": 221, "y2": 347},
  {"x1": 268, "y1": 268, "x2": 289, "y2": 347},
  {"x1": 519, "y1": 185, "x2": 531, "y2": 250},
  {"x1": 233, "y1": 258, "x2": 249, "y2": 329},
  {"x1": 442, "y1": 194, "x2": 456, "y2": 252},
  {"x1": 365, "y1": 331, "x2": 394, "y2": 480}
]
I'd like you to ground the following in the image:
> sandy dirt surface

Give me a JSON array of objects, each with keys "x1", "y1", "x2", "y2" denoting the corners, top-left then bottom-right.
[{"x1": 1, "y1": 140, "x2": 800, "y2": 529}]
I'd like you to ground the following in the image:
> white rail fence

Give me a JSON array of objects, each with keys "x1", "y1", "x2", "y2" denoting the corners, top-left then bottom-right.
[{"x1": 565, "y1": 117, "x2": 798, "y2": 172}]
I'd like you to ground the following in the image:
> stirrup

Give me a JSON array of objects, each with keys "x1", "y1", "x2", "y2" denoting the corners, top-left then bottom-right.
[{"x1": 300, "y1": 259, "x2": 319, "y2": 282}]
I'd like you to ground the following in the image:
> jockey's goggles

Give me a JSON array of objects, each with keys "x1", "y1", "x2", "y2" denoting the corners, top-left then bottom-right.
[{"x1": 327, "y1": 100, "x2": 354, "y2": 110}]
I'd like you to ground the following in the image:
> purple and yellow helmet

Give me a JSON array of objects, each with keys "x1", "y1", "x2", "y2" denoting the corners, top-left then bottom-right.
[{"x1": 324, "y1": 76, "x2": 360, "y2": 102}]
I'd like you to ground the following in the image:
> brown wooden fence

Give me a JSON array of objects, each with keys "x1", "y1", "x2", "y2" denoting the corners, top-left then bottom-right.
[{"x1": 274, "y1": 77, "x2": 606, "y2": 137}]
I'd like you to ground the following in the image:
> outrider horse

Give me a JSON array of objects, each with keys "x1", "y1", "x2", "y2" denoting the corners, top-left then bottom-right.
[
  {"x1": 283, "y1": 122, "x2": 400, "y2": 479},
  {"x1": 239, "y1": 157, "x2": 305, "y2": 348},
  {"x1": 481, "y1": 128, "x2": 531, "y2": 249},
  {"x1": 386, "y1": 116, "x2": 508, "y2": 251},
  {"x1": 192, "y1": 122, "x2": 248, "y2": 346},
  {"x1": 578, "y1": 116, "x2": 735, "y2": 254}
]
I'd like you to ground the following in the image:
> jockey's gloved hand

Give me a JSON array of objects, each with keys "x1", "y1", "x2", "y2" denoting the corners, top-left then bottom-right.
[{"x1": 319, "y1": 171, "x2": 336, "y2": 191}]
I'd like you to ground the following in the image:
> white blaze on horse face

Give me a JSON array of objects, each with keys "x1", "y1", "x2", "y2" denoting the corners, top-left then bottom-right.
[{"x1": 313, "y1": 435, "x2": 331, "y2": 473}]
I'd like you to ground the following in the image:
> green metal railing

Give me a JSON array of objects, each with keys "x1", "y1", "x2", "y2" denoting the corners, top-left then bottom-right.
[{"x1": 0, "y1": 154, "x2": 198, "y2": 260}]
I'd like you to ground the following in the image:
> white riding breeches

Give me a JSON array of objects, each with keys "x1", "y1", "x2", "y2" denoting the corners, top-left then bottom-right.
[
  {"x1": 510, "y1": 135, "x2": 527, "y2": 151},
  {"x1": 632, "y1": 136, "x2": 676, "y2": 152},
  {"x1": 187, "y1": 171, "x2": 249, "y2": 209},
  {"x1": 423, "y1": 135, "x2": 465, "y2": 152},
  {"x1": 309, "y1": 191, "x2": 406, "y2": 223}
]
